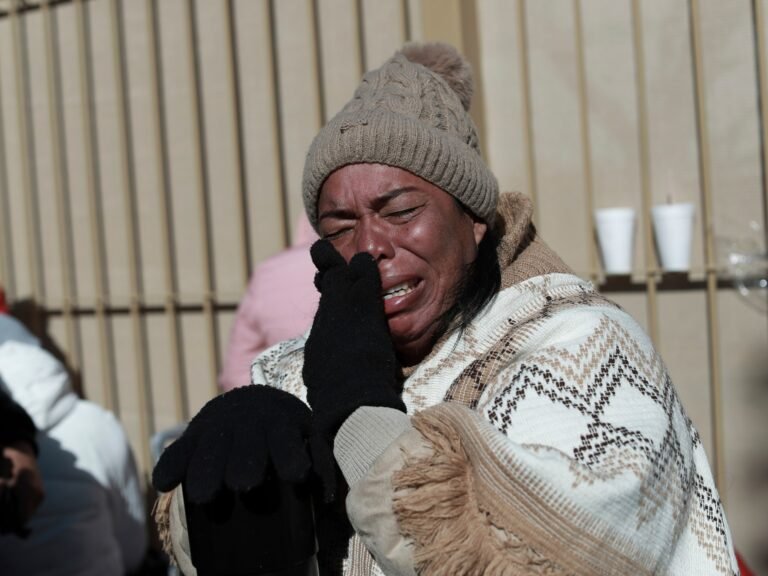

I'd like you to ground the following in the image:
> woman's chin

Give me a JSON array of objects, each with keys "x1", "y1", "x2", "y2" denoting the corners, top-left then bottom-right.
[{"x1": 391, "y1": 325, "x2": 438, "y2": 367}]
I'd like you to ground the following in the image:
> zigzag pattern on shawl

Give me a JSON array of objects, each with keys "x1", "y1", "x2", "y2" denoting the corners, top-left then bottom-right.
[
  {"x1": 488, "y1": 316, "x2": 693, "y2": 526},
  {"x1": 490, "y1": 321, "x2": 732, "y2": 573},
  {"x1": 689, "y1": 473, "x2": 734, "y2": 574},
  {"x1": 443, "y1": 284, "x2": 619, "y2": 408},
  {"x1": 442, "y1": 293, "x2": 734, "y2": 574}
]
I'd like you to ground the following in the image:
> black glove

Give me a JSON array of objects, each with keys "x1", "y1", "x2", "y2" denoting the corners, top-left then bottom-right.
[
  {"x1": 152, "y1": 385, "x2": 336, "y2": 504},
  {"x1": 303, "y1": 240, "x2": 406, "y2": 442}
]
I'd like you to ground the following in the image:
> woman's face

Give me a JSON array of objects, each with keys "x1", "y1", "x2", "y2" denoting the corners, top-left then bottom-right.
[{"x1": 317, "y1": 163, "x2": 487, "y2": 365}]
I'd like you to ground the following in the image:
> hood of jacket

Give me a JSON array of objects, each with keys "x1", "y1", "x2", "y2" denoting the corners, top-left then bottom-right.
[
  {"x1": 0, "y1": 314, "x2": 41, "y2": 348},
  {"x1": 0, "y1": 341, "x2": 77, "y2": 432}
]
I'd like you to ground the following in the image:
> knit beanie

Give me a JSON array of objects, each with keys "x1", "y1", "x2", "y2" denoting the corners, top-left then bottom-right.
[{"x1": 302, "y1": 42, "x2": 499, "y2": 228}]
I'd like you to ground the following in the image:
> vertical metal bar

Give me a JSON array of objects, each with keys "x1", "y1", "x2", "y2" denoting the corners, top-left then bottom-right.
[
  {"x1": 752, "y1": 0, "x2": 768, "y2": 255},
  {"x1": 572, "y1": 0, "x2": 599, "y2": 285},
  {"x1": 310, "y1": 0, "x2": 327, "y2": 126},
  {"x1": 43, "y1": 0, "x2": 82, "y2": 374},
  {"x1": 458, "y1": 0, "x2": 488, "y2": 156},
  {"x1": 11, "y1": 0, "x2": 44, "y2": 336},
  {"x1": 516, "y1": 0, "x2": 540, "y2": 227},
  {"x1": 0, "y1": 70, "x2": 15, "y2": 299},
  {"x1": 0, "y1": 209, "x2": 6, "y2": 305},
  {"x1": 630, "y1": 0, "x2": 660, "y2": 343},
  {"x1": 223, "y1": 0, "x2": 251, "y2": 281},
  {"x1": 76, "y1": 0, "x2": 118, "y2": 413},
  {"x1": 267, "y1": 0, "x2": 291, "y2": 248},
  {"x1": 401, "y1": 0, "x2": 413, "y2": 42},
  {"x1": 110, "y1": 0, "x2": 153, "y2": 466},
  {"x1": 355, "y1": 0, "x2": 368, "y2": 74},
  {"x1": 184, "y1": 0, "x2": 220, "y2": 396},
  {"x1": 146, "y1": 0, "x2": 187, "y2": 423},
  {"x1": 688, "y1": 0, "x2": 726, "y2": 503}
]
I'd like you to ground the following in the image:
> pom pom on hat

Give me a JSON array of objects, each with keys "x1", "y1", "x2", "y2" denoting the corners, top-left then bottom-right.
[{"x1": 399, "y1": 42, "x2": 474, "y2": 111}]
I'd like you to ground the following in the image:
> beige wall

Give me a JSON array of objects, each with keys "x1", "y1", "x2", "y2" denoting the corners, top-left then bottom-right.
[{"x1": 0, "y1": 0, "x2": 766, "y2": 569}]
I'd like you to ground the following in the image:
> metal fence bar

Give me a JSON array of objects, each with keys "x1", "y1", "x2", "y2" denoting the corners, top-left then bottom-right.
[
  {"x1": 459, "y1": 0, "x2": 487, "y2": 157},
  {"x1": 516, "y1": 0, "x2": 540, "y2": 227},
  {"x1": 630, "y1": 0, "x2": 660, "y2": 344},
  {"x1": 0, "y1": 0, "x2": 74, "y2": 19},
  {"x1": 401, "y1": 0, "x2": 412, "y2": 42},
  {"x1": 355, "y1": 0, "x2": 367, "y2": 74},
  {"x1": 43, "y1": 0, "x2": 82, "y2": 374},
  {"x1": 110, "y1": 0, "x2": 153, "y2": 466},
  {"x1": 752, "y1": 0, "x2": 768, "y2": 257},
  {"x1": 572, "y1": 0, "x2": 600, "y2": 285},
  {"x1": 34, "y1": 300, "x2": 239, "y2": 316},
  {"x1": 223, "y1": 0, "x2": 251, "y2": 282},
  {"x1": 145, "y1": 0, "x2": 187, "y2": 423},
  {"x1": 688, "y1": 0, "x2": 726, "y2": 502},
  {"x1": 0, "y1": 69, "x2": 15, "y2": 299},
  {"x1": 267, "y1": 0, "x2": 291, "y2": 248},
  {"x1": 184, "y1": 0, "x2": 220, "y2": 395},
  {"x1": 11, "y1": 0, "x2": 44, "y2": 336},
  {"x1": 310, "y1": 0, "x2": 327, "y2": 126},
  {"x1": 76, "y1": 0, "x2": 118, "y2": 413}
]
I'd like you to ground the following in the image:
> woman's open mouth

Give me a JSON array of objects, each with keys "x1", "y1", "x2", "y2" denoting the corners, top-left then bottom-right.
[
  {"x1": 381, "y1": 279, "x2": 422, "y2": 316},
  {"x1": 382, "y1": 281, "x2": 418, "y2": 300}
]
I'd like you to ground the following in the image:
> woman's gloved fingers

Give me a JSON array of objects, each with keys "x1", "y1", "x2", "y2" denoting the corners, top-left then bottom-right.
[
  {"x1": 348, "y1": 251, "x2": 378, "y2": 281},
  {"x1": 184, "y1": 429, "x2": 231, "y2": 504},
  {"x1": 152, "y1": 433, "x2": 194, "y2": 493},
  {"x1": 224, "y1": 430, "x2": 269, "y2": 493},
  {"x1": 267, "y1": 425, "x2": 312, "y2": 484},
  {"x1": 310, "y1": 240, "x2": 347, "y2": 290},
  {"x1": 310, "y1": 239, "x2": 346, "y2": 272},
  {"x1": 349, "y1": 253, "x2": 384, "y2": 308}
]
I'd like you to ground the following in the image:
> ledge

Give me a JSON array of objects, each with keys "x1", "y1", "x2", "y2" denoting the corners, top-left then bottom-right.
[{"x1": 599, "y1": 273, "x2": 746, "y2": 293}]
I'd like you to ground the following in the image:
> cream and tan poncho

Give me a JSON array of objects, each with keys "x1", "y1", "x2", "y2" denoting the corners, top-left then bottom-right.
[{"x1": 161, "y1": 193, "x2": 738, "y2": 575}]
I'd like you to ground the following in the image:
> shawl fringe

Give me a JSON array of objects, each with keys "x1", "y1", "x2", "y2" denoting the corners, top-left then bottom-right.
[
  {"x1": 392, "y1": 410, "x2": 567, "y2": 576},
  {"x1": 153, "y1": 491, "x2": 176, "y2": 563}
]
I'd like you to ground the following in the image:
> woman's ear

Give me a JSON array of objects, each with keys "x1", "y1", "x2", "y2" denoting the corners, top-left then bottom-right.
[{"x1": 473, "y1": 220, "x2": 487, "y2": 246}]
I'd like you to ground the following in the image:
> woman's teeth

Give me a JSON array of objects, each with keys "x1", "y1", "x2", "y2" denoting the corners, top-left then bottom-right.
[{"x1": 383, "y1": 283, "x2": 415, "y2": 300}]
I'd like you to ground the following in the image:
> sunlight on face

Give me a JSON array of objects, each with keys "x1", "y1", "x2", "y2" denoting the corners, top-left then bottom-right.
[{"x1": 318, "y1": 164, "x2": 487, "y2": 365}]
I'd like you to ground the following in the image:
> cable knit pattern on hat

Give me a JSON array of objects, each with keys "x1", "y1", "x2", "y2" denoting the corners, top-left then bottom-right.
[{"x1": 302, "y1": 43, "x2": 499, "y2": 227}]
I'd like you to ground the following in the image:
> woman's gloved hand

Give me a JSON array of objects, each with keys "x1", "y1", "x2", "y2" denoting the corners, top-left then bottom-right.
[
  {"x1": 303, "y1": 240, "x2": 406, "y2": 442},
  {"x1": 152, "y1": 385, "x2": 336, "y2": 503}
]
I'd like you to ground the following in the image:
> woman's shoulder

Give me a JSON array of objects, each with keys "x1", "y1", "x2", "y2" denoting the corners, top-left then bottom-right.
[
  {"x1": 249, "y1": 334, "x2": 308, "y2": 403},
  {"x1": 502, "y1": 272, "x2": 649, "y2": 344}
]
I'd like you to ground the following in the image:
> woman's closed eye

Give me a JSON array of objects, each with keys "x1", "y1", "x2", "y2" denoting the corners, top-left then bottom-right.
[
  {"x1": 384, "y1": 204, "x2": 424, "y2": 220},
  {"x1": 322, "y1": 226, "x2": 352, "y2": 240}
]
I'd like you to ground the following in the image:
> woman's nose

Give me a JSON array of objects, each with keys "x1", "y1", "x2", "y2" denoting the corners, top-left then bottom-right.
[{"x1": 355, "y1": 218, "x2": 395, "y2": 261}]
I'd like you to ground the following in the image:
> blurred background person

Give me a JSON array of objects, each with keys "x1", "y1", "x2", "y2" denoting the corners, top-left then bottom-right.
[
  {"x1": 0, "y1": 384, "x2": 44, "y2": 536},
  {"x1": 0, "y1": 301, "x2": 147, "y2": 576},
  {"x1": 218, "y1": 214, "x2": 319, "y2": 392},
  {"x1": 0, "y1": 289, "x2": 40, "y2": 349},
  {"x1": 0, "y1": 287, "x2": 45, "y2": 536}
]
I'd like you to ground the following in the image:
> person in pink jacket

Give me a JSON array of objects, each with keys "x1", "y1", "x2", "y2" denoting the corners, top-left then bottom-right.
[{"x1": 218, "y1": 216, "x2": 319, "y2": 392}]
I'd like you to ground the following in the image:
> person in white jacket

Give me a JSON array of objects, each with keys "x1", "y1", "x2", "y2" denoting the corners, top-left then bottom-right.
[{"x1": 0, "y1": 334, "x2": 147, "y2": 575}]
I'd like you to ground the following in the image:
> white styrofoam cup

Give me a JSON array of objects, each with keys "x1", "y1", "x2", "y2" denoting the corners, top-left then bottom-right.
[
  {"x1": 652, "y1": 203, "x2": 695, "y2": 272},
  {"x1": 595, "y1": 207, "x2": 636, "y2": 275}
]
